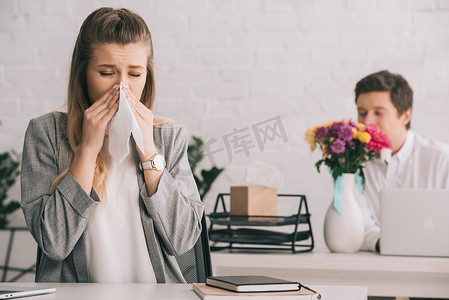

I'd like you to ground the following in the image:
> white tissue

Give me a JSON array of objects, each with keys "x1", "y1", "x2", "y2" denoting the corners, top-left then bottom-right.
[
  {"x1": 245, "y1": 160, "x2": 284, "y2": 189},
  {"x1": 107, "y1": 82, "x2": 145, "y2": 164}
]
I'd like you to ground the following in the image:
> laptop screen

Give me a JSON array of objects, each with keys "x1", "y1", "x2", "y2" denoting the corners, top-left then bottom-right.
[{"x1": 380, "y1": 188, "x2": 449, "y2": 257}]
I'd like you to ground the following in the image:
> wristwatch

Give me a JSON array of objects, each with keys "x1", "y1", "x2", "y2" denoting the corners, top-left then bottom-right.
[{"x1": 139, "y1": 153, "x2": 166, "y2": 171}]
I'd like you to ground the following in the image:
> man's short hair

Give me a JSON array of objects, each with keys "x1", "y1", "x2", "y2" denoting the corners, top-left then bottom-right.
[{"x1": 355, "y1": 70, "x2": 413, "y2": 129}]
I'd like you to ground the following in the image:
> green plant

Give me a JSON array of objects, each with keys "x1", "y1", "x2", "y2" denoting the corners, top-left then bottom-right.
[
  {"x1": 188, "y1": 136, "x2": 224, "y2": 201},
  {"x1": 0, "y1": 150, "x2": 21, "y2": 228}
]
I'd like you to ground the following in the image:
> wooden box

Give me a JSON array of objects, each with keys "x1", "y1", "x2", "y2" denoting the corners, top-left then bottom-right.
[{"x1": 230, "y1": 185, "x2": 277, "y2": 216}]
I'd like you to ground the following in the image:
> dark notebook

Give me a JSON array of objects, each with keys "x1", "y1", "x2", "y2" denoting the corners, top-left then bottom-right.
[{"x1": 206, "y1": 275, "x2": 300, "y2": 292}]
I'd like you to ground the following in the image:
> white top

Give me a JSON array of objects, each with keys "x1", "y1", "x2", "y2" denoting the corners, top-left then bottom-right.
[
  {"x1": 86, "y1": 137, "x2": 156, "y2": 283},
  {"x1": 357, "y1": 131, "x2": 449, "y2": 251}
]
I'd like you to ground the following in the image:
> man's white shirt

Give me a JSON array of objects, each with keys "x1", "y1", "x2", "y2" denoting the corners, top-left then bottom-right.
[{"x1": 357, "y1": 130, "x2": 449, "y2": 251}]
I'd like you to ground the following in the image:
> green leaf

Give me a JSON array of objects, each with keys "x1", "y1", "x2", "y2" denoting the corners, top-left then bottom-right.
[
  {"x1": 199, "y1": 167, "x2": 224, "y2": 199},
  {"x1": 0, "y1": 150, "x2": 21, "y2": 228},
  {"x1": 187, "y1": 135, "x2": 204, "y2": 174},
  {"x1": 187, "y1": 136, "x2": 224, "y2": 202},
  {"x1": 315, "y1": 159, "x2": 324, "y2": 173},
  {"x1": 5, "y1": 201, "x2": 20, "y2": 213}
]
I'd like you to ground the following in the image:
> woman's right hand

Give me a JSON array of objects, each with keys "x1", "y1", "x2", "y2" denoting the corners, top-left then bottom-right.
[
  {"x1": 70, "y1": 85, "x2": 119, "y2": 195},
  {"x1": 79, "y1": 84, "x2": 120, "y2": 156}
]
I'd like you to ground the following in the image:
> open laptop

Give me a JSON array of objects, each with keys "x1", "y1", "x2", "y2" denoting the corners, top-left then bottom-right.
[
  {"x1": 0, "y1": 287, "x2": 55, "y2": 299},
  {"x1": 380, "y1": 189, "x2": 449, "y2": 257}
]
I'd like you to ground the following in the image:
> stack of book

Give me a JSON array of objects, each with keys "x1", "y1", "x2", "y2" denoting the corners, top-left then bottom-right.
[{"x1": 193, "y1": 275, "x2": 321, "y2": 299}]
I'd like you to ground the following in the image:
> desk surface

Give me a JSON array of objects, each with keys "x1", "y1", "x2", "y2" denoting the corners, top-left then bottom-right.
[
  {"x1": 211, "y1": 250, "x2": 449, "y2": 298},
  {"x1": 0, "y1": 283, "x2": 367, "y2": 300}
]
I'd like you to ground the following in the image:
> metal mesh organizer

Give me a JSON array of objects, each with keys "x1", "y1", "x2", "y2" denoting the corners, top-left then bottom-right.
[{"x1": 208, "y1": 193, "x2": 314, "y2": 254}]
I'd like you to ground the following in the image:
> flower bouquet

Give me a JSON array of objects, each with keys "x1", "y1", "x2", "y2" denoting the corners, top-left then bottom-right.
[
  {"x1": 305, "y1": 119, "x2": 392, "y2": 185},
  {"x1": 305, "y1": 119, "x2": 392, "y2": 253}
]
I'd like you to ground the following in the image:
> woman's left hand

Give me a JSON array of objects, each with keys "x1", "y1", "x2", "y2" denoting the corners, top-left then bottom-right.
[{"x1": 123, "y1": 83, "x2": 156, "y2": 160}]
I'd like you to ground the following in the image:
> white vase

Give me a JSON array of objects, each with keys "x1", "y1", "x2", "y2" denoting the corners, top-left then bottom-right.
[{"x1": 323, "y1": 173, "x2": 364, "y2": 253}]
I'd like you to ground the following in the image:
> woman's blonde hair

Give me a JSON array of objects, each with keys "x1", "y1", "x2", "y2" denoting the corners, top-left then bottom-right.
[{"x1": 52, "y1": 7, "x2": 156, "y2": 197}]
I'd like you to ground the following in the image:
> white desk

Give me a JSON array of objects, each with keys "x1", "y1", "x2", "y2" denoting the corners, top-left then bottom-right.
[
  {"x1": 0, "y1": 282, "x2": 367, "y2": 300},
  {"x1": 211, "y1": 250, "x2": 449, "y2": 298}
]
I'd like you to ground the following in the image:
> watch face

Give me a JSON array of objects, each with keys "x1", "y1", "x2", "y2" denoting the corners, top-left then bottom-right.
[{"x1": 153, "y1": 154, "x2": 166, "y2": 170}]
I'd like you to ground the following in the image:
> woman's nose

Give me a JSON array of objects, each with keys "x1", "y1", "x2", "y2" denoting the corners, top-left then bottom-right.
[{"x1": 118, "y1": 74, "x2": 128, "y2": 86}]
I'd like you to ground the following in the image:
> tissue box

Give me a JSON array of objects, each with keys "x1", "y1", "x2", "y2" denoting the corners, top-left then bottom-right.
[{"x1": 230, "y1": 186, "x2": 277, "y2": 217}]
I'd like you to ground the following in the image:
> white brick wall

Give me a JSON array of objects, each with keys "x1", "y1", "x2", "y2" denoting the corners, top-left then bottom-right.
[{"x1": 1, "y1": 0, "x2": 449, "y2": 254}]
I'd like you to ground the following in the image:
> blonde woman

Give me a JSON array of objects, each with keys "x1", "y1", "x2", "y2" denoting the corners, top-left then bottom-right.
[{"x1": 21, "y1": 7, "x2": 203, "y2": 283}]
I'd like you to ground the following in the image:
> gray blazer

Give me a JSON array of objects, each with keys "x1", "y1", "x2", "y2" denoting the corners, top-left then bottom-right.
[{"x1": 21, "y1": 112, "x2": 204, "y2": 283}]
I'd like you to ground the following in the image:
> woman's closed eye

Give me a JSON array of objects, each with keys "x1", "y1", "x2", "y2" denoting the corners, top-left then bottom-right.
[{"x1": 99, "y1": 72, "x2": 141, "y2": 77}]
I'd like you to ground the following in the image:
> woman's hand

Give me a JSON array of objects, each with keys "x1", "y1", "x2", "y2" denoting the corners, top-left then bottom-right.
[
  {"x1": 123, "y1": 83, "x2": 163, "y2": 197},
  {"x1": 123, "y1": 83, "x2": 156, "y2": 160},
  {"x1": 70, "y1": 84, "x2": 119, "y2": 195},
  {"x1": 80, "y1": 84, "x2": 120, "y2": 157}
]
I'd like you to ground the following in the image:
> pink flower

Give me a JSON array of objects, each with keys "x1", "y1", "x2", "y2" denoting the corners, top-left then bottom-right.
[
  {"x1": 348, "y1": 120, "x2": 359, "y2": 130},
  {"x1": 339, "y1": 124, "x2": 354, "y2": 142},
  {"x1": 315, "y1": 126, "x2": 328, "y2": 139},
  {"x1": 330, "y1": 138, "x2": 346, "y2": 153},
  {"x1": 330, "y1": 121, "x2": 344, "y2": 135},
  {"x1": 365, "y1": 124, "x2": 392, "y2": 153}
]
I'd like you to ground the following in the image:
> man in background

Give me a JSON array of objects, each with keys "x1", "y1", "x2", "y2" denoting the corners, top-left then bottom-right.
[{"x1": 354, "y1": 70, "x2": 449, "y2": 253}]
